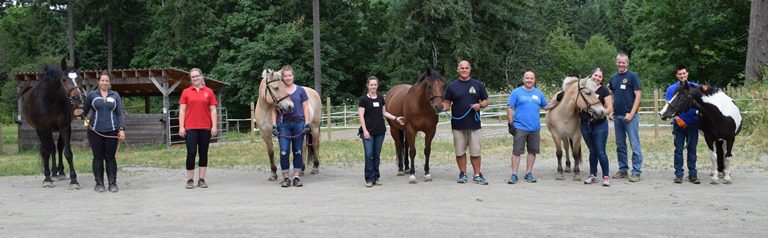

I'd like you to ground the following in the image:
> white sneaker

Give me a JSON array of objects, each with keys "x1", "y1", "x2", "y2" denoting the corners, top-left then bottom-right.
[{"x1": 584, "y1": 174, "x2": 596, "y2": 184}]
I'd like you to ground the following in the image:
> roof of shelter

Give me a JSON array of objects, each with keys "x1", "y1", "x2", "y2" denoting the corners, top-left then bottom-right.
[{"x1": 14, "y1": 67, "x2": 228, "y2": 97}]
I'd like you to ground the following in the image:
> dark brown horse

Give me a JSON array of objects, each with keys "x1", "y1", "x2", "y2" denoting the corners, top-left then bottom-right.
[
  {"x1": 385, "y1": 69, "x2": 445, "y2": 184},
  {"x1": 20, "y1": 58, "x2": 85, "y2": 188}
]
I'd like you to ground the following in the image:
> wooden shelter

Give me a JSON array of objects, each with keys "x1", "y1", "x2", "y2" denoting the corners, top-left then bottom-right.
[{"x1": 15, "y1": 68, "x2": 228, "y2": 150}]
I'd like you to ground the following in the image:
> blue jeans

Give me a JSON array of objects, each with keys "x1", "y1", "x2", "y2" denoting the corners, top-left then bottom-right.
[
  {"x1": 614, "y1": 114, "x2": 643, "y2": 175},
  {"x1": 581, "y1": 120, "x2": 610, "y2": 177},
  {"x1": 673, "y1": 123, "x2": 699, "y2": 177},
  {"x1": 362, "y1": 134, "x2": 385, "y2": 182},
  {"x1": 278, "y1": 120, "x2": 305, "y2": 173}
]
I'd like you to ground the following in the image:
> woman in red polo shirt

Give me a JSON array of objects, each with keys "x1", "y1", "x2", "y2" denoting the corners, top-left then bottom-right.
[{"x1": 179, "y1": 68, "x2": 218, "y2": 189}]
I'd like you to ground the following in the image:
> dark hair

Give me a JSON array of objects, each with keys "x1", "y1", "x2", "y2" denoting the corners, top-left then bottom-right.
[
  {"x1": 366, "y1": 76, "x2": 379, "y2": 85},
  {"x1": 675, "y1": 64, "x2": 688, "y2": 73},
  {"x1": 99, "y1": 70, "x2": 112, "y2": 80},
  {"x1": 591, "y1": 68, "x2": 602, "y2": 75}
]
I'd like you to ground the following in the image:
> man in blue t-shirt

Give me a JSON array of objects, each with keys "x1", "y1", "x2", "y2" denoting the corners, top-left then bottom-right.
[
  {"x1": 607, "y1": 53, "x2": 644, "y2": 182},
  {"x1": 506, "y1": 71, "x2": 552, "y2": 184},
  {"x1": 443, "y1": 60, "x2": 490, "y2": 185},
  {"x1": 664, "y1": 65, "x2": 700, "y2": 184}
]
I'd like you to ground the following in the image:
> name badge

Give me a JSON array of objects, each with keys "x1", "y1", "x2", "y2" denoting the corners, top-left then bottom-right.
[
  {"x1": 620, "y1": 85, "x2": 627, "y2": 90},
  {"x1": 373, "y1": 102, "x2": 380, "y2": 107},
  {"x1": 106, "y1": 97, "x2": 116, "y2": 103},
  {"x1": 531, "y1": 95, "x2": 539, "y2": 101}
]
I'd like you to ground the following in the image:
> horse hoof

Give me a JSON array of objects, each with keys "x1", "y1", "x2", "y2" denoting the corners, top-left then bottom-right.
[
  {"x1": 710, "y1": 180, "x2": 720, "y2": 185},
  {"x1": 310, "y1": 168, "x2": 319, "y2": 174},
  {"x1": 268, "y1": 175, "x2": 278, "y2": 181},
  {"x1": 572, "y1": 175, "x2": 581, "y2": 181},
  {"x1": 408, "y1": 175, "x2": 417, "y2": 184},
  {"x1": 404, "y1": 169, "x2": 412, "y2": 174},
  {"x1": 54, "y1": 175, "x2": 68, "y2": 181},
  {"x1": 564, "y1": 168, "x2": 572, "y2": 173},
  {"x1": 42, "y1": 181, "x2": 54, "y2": 188},
  {"x1": 723, "y1": 180, "x2": 732, "y2": 184},
  {"x1": 397, "y1": 171, "x2": 405, "y2": 176},
  {"x1": 555, "y1": 174, "x2": 565, "y2": 180},
  {"x1": 69, "y1": 183, "x2": 81, "y2": 190},
  {"x1": 424, "y1": 174, "x2": 432, "y2": 182}
]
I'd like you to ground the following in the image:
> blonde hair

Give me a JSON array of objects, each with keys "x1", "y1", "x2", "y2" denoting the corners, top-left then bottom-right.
[{"x1": 190, "y1": 68, "x2": 205, "y2": 84}]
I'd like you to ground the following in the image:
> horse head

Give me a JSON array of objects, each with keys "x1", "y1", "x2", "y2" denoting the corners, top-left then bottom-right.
[
  {"x1": 576, "y1": 77, "x2": 606, "y2": 119},
  {"x1": 49, "y1": 58, "x2": 85, "y2": 110},
  {"x1": 660, "y1": 82, "x2": 697, "y2": 120},
  {"x1": 417, "y1": 68, "x2": 445, "y2": 113},
  {"x1": 260, "y1": 69, "x2": 294, "y2": 113}
]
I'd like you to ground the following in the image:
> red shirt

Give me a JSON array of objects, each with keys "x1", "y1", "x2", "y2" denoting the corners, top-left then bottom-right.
[{"x1": 180, "y1": 86, "x2": 218, "y2": 129}]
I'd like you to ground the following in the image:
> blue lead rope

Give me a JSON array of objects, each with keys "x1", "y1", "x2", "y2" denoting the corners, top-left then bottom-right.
[{"x1": 444, "y1": 107, "x2": 481, "y2": 122}]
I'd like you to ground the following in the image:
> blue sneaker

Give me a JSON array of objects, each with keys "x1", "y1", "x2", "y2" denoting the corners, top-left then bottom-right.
[
  {"x1": 457, "y1": 172, "x2": 468, "y2": 184},
  {"x1": 508, "y1": 174, "x2": 519, "y2": 184},
  {"x1": 473, "y1": 173, "x2": 489, "y2": 185},
  {"x1": 524, "y1": 172, "x2": 537, "y2": 183}
]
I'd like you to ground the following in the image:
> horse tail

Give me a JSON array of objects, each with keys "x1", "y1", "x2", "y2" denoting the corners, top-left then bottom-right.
[{"x1": 570, "y1": 138, "x2": 582, "y2": 162}]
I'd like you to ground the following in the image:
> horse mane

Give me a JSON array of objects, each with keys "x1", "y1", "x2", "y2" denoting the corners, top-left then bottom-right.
[
  {"x1": 561, "y1": 76, "x2": 579, "y2": 91},
  {"x1": 699, "y1": 85, "x2": 721, "y2": 97},
  {"x1": 417, "y1": 70, "x2": 442, "y2": 83},
  {"x1": 43, "y1": 64, "x2": 63, "y2": 83}
]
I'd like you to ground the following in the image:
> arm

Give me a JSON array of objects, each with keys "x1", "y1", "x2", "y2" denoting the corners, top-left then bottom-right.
[
  {"x1": 472, "y1": 99, "x2": 489, "y2": 111},
  {"x1": 604, "y1": 95, "x2": 614, "y2": 119},
  {"x1": 115, "y1": 93, "x2": 126, "y2": 140},
  {"x1": 210, "y1": 105, "x2": 218, "y2": 137},
  {"x1": 358, "y1": 107, "x2": 369, "y2": 139},
  {"x1": 381, "y1": 106, "x2": 405, "y2": 125},
  {"x1": 625, "y1": 90, "x2": 641, "y2": 122},
  {"x1": 178, "y1": 104, "x2": 187, "y2": 138},
  {"x1": 506, "y1": 106, "x2": 514, "y2": 124},
  {"x1": 442, "y1": 99, "x2": 452, "y2": 112}
]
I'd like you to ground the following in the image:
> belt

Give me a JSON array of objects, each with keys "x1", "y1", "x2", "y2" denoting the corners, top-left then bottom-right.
[{"x1": 283, "y1": 117, "x2": 304, "y2": 122}]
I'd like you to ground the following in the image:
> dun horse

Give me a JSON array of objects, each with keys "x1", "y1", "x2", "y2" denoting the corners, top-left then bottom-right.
[
  {"x1": 254, "y1": 69, "x2": 322, "y2": 181},
  {"x1": 20, "y1": 58, "x2": 85, "y2": 188},
  {"x1": 545, "y1": 76, "x2": 605, "y2": 180},
  {"x1": 385, "y1": 69, "x2": 445, "y2": 183}
]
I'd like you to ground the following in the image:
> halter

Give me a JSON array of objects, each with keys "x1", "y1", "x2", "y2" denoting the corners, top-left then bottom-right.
[
  {"x1": 664, "y1": 91, "x2": 693, "y2": 116},
  {"x1": 576, "y1": 81, "x2": 601, "y2": 116},
  {"x1": 264, "y1": 76, "x2": 291, "y2": 108},
  {"x1": 424, "y1": 78, "x2": 444, "y2": 110},
  {"x1": 66, "y1": 71, "x2": 85, "y2": 108}
]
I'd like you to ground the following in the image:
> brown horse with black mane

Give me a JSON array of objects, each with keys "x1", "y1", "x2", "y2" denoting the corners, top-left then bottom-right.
[
  {"x1": 385, "y1": 69, "x2": 445, "y2": 184},
  {"x1": 20, "y1": 58, "x2": 85, "y2": 189}
]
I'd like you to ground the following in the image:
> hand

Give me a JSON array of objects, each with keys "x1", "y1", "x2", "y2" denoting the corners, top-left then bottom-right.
[
  {"x1": 272, "y1": 125, "x2": 279, "y2": 137},
  {"x1": 623, "y1": 112, "x2": 634, "y2": 122},
  {"x1": 395, "y1": 116, "x2": 406, "y2": 125},
  {"x1": 211, "y1": 127, "x2": 218, "y2": 137},
  {"x1": 303, "y1": 124, "x2": 311, "y2": 134},
  {"x1": 471, "y1": 103, "x2": 481, "y2": 111},
  {"x1": 607, "y1": 113, "x2": 614, "y2": 121},
  {"x1": 179, "y1": 127, "x2": 186, "y2": 138},
  {"x1": 73, "y1": 109, "x2": 83, "y2": 117},
  {"x1": 118, "y1": 130, "x2": 125, "y2": 141},
  {"x1": 507, "y1": 122, "x2": 516, "y2": 136},
  {"x1": 363, "y1": 130, "x2": 371, "y2": 139}
]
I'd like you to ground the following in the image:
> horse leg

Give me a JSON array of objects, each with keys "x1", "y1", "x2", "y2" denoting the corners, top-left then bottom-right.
[
  {"x1": 705, "y1": 137, "x2": 719, "y2": 184},
  {"x1": 37, "y1": 131, "x2": 54, "y2": 187},
  {"x1": 563, "y1": 138, "x2": 572, "y2": 173},
  {"x1": 51, "y1": 134, "x2": 64, "y2": 180},
  {"x1": 61, "y1": 128, "x2": 79, "y2": 189},
  {"x1": 264, "y1": 134, "x2": 278, "y2": 181},
  {"x1": 571, "y1": 137, "x2": 582, "y2": 181},
  {"x1": 406, "y1": 128, "x2": 418, "y2": 184},
  {"x1": 309, "y1": 132, "x2": 320, "y2": 174},
  {"x1": 553, "y1": 137, "x2": 564, "y2": 180},
  {"x1": 723, "y1": 139, "x2": 735, "y2": 184},
  {"x1": 423, "y1": 129, "x2": 436, "y2": 182},
  {"x1": 390, "y1": 128, "x2": 404, "y2": 176},
  {"x1": 403, "y1": 130, "x2": 411, "y2": 174}
]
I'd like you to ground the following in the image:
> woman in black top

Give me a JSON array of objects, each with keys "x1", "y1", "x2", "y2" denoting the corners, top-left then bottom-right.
[
  {"x1": 358, "y1": 76, "x2": 404, "y2": 187},
  {"x1": 81, "y1": 71, "x2": 125, "y2": 193},
  {"x1": 581, "y1": 68, "x2": 614, "y2": 186}
]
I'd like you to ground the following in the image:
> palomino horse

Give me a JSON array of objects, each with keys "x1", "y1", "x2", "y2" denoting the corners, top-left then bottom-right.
[
  {"x1": 385, "y1": 69, "x2": 445, "y2": 183},
  {"x1": 20, "y1": 58, "x2": 85, "y2": 188},
  {"x1": 660, "y1": 82, "x2": 741, "y2": 184},
  {"x1": 545, "y1": 76, "x2": 605, "y2": 181},
  {"x1": 254, "y1": 69, "x2": 322, "y2": 181}
]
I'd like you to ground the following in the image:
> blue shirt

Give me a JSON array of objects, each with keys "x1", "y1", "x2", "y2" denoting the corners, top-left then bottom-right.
[
  {"x1": 281, "y1": 86, "x2": 308, "y2": 120},
  {"x1": 444, "y1": 78, "x2": 489, "y2": 130},
  {"x1": 608, "y1": 70, "x2": 641, "y2": 116},
  {"x1": 82, "y1": 90, "x2": 125, "y2": 132},
  {"x1": 665, "y1": 81, "x2": 699, "y2": 125},
  {"x1": 507, "y1": 86, "x2": 548, "y2": 131}
]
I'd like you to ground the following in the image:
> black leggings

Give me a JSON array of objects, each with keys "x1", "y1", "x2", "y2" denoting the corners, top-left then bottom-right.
[
  {"x1": 87, "y1": 130, "x2": 118, "y2": 183},
  {"x1": 185, "y1": 129, "x2": 211, "y2": 170}
]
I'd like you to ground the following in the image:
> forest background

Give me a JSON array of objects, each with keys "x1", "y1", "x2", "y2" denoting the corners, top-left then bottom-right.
[{"x1": 0, "y1": 0, "x2": 763, "y2": 121}]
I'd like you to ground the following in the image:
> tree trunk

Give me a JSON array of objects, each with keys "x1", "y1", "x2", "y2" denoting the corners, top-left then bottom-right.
[
  {"x1": 67, "y1": 0, "x2": 75, "y2": 63},
  {"x1": 312, "y1": 0, "x2": 322, "y2": 96},
  {"x1": 107, "y1": 24, "x2": 113, "y2": 70},
  {"x1": 746, "y1": 0, "x2": 768, "y2": 81}
]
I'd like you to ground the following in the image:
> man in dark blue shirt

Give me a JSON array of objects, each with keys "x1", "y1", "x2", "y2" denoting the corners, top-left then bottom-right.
[
  {"x1": 443, "y1": 60, "x2": 490, "y2": 185},
  {"x1": 607, "y1": 53, "x2": 644, "y2": 182}
]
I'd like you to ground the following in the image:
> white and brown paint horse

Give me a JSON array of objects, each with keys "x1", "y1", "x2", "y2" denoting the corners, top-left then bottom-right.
[
  {"x1": 545, "y1": 76, "x2": 606, "y2": 180},
  {"x1": 254, "y1": 69, "x2": 322, "y2": 181},
  {"x1": 660, "y1": 82, "x2": 741, "y2": 184}
]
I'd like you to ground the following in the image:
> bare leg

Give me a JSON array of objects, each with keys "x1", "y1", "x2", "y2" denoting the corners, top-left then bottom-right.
[{"x1": 470, "y1": 156, "x2": 481, "y2": 176}]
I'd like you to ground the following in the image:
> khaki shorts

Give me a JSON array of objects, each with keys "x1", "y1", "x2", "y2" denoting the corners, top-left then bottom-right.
[{"x1": 452, "y1": 129, "x2": 481, "y2": 157}]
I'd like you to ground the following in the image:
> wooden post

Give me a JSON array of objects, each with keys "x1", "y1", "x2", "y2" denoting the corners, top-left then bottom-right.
[
  {"x1": 326, "y1": 97, "x2": 332, "y2": 141},
  {"x1": 343, "y1": 103, "x2": 347, "y2": 127},
  {"x1": 654, "y1": 88, "x2": 659, "y2": 137}
]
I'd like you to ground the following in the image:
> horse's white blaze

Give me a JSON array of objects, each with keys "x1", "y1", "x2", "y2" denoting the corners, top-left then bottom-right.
[
  {"x1": 701, "y1": 91, "x2": 741, "y2": 133},
  {"x1": 659, "y1": 93, "x2": 676, "y2": 116}
]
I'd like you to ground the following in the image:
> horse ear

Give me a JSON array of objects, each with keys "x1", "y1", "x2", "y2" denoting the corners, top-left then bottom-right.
[
  {"x1": 424, "y1": 68, "x2": 432, "y2": 77},
  {"x1": 74, "y1": 57, "x2": 81, "y2": 70},
  {"x1": 61, "y1": 57, "x2": 68, "y2": 70}
]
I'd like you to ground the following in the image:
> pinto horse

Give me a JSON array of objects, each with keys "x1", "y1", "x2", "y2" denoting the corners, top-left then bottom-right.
[
  {"x1": 385, "y1": 69, "x2": 445, "y2": 184},
  {"x1": 660, "y1": 82, "x2": 742, "y2": 184},
  {"x1": 20, "y1": 58, "x2": 85, "y2": 188},
  {"x1": 254, "y1": 69, "x2": 322, "y2": 181},
  {"x1": 545, "y1": 77, "x2": 606, "y2": 181}
]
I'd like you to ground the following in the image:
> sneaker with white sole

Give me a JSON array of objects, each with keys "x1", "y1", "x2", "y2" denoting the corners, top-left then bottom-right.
[
  {"x1": 602, "y1": 176, "x2": 610, "y2": 187},
  {"x1": 457, "y1": 172, "x2": 468, "y2": 184},
  {"x1": 584, "y1": 174, "x2": 596, "y2": 184},
  {"x1": 473, "y1": 173, "x2": 489, "y2": 185}
]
